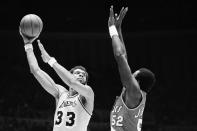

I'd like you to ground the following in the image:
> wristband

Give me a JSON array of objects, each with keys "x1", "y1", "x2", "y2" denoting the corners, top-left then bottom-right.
[
  {"x1": 109, "y1": 25, "x2": 119, "y2": 38},
  {"x1": 48, "y1": 57, "x2": 57, "y2": 67},
  {"x1": 24, "y1": 44, "x2": 33, "y2": 51}
]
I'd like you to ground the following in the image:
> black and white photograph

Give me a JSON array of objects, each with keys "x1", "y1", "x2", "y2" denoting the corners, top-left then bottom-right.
[{"x1": 0, "y1": 0, "x2": 197, "y2": 131}]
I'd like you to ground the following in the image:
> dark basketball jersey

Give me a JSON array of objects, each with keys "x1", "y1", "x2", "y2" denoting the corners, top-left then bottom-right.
[{"x1": 110, "y1": 88, "x2": 146, "y2": 131}]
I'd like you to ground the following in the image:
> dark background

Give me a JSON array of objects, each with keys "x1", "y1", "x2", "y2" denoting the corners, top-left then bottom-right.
[{"x1": 0, "y1": 0, "x2": 197, "y2": 131}]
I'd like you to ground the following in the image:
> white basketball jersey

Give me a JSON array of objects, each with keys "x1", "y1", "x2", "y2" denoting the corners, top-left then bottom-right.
[{"x1": 53, "y1": 92, "x2": 91, "y2": 131}]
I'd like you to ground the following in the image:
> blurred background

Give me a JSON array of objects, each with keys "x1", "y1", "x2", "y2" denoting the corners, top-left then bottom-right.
[{"x1": 0, "y1": 0, "x2": 197, "y2": 131}]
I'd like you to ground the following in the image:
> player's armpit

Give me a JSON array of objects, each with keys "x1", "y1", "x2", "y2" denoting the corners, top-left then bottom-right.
[
  {"x1": 55, "y1": 84, "x2": 68, "y2": 97},
  {"x1": 124, "y1": 86, "x2": 142, "y2": 108}
]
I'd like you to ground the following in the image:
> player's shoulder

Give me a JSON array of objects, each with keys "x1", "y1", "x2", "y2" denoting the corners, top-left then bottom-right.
[
  {"x1": 85, "y1": 84, "x2": 92, "y2": 89},
  {"x1": 85, "y1": 84, "x2": 94, "y2": 95}
]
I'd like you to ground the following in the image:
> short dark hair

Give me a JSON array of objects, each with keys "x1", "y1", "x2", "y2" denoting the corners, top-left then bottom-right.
[
  {"x1": 135, "y1": 68, "x2": 156, "y2": 93},
  {"x1": 70, "y1": 65, "x2": 89, "y2": 84}
]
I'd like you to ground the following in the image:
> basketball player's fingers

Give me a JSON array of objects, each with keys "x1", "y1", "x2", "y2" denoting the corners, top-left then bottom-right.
[
  {"x1": 19, "y1": 27, "x2": 22, "y2": 34},
  {"x1": 19, "y1": 27, "x2": 25, "y2": 39},
  {"x1": 38, "y1": 41, "x2": 50, "y2": 59},
  {"x1": 119, "y1": 7, "x2": 126, "y2": 19},
  {"x1": 120, "y1": 7, "x2": 128, "y2": 21},
  {"x1": 123, "y1": 7, "x2": 128, "y2": 16},
  {"x1": 37, "y1": 40, "x2": 42, "y2": 48},
  {"x1": 37, "y1": 40, "x2": 45, "y2": 51},
  {"x1": 119, "y1": 7, "x2": 125, "y2": 17},
  {"x1": 37, "y1": 40, "x2": 45, "y2": 49},
  {"x1": 19, "y1": 31, "x2": 24, "y2": 38},
  {"x1": 37, "y1": 39, "x2": 41, "y2": 44},
  {"x1": 110, "y1": 5, "x2": 114, "y2": 18}
]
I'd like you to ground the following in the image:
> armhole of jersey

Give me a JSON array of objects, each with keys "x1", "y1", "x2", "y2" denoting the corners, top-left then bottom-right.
[
  {"x1": 78, "y1": 95, "x2": 92, "y2": 116},
  {"x1": 55, "y1": 84, "x2": 68, "y2": 99},
  {"x1": 58, "y1": 90, "x2": 67, "y2": 99},
  {"x1": 120, "y1": 88, "x2": 146, "y2": 110},
  {"x1": 111, "y1": 96, "x2": 119, "y2": 112}
]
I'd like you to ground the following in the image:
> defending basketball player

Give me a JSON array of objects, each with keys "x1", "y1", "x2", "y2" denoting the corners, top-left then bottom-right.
[
  {"x1": 108, "y1": 6, "x2": 156, "y2": 131},
  {"x1": 19, "y1": 27, "x2": 94, "y2": 131}
]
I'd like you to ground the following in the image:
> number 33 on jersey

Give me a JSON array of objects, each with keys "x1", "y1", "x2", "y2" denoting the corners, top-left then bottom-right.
[{"x1": 55, "y1": 110, "x2": 76, "y2": 127}]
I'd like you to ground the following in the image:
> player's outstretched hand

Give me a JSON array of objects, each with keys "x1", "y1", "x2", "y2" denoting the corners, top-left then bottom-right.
[
  {"x1": 114, "y1": 7, "x2": 128, "y2": 31},
  {"x1": 37, "y1": 40, "x2": 51, "y2": 63},
  {"x1": 19, "y1": 28, "x2": 38, "y2": 45},
  {"x1": 108, "y1": 5, "x2": 116, "y2": 27}
]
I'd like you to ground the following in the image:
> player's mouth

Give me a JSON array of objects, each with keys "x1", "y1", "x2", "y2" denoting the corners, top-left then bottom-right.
[{"x1": 77, "y1": 78, "x2": 83, "y2": 82}]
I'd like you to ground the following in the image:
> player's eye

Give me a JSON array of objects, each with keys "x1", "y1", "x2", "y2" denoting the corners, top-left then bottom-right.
[
  {"x1": 74, "y1": 71, "x2": 79, "y2": 74},
  {"x1": 82, "y1": 73, "x2": 86, "y2": 77}
]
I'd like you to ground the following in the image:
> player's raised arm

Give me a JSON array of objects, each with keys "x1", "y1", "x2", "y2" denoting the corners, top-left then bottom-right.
[
  {"x1": 114, "y1": 7, "x2": 128, "y2": 59},
  {"x1": 20, "y1": 30, "x2": 65, "y2": 99},
  {"x1": 108, "y1": 6, "x2": 141, "y2": 104},
  {"x1": 37, "y1": 40, "x2": 94, "y2": 100}
]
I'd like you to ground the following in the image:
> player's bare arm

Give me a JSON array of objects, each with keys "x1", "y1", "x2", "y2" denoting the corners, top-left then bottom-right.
[
  {"x1": 108, "y1": 6, "x2": 142, "y2": 107},
  {"x1": 20, "y1": 30, "x2": 65, "y2": 99},
  {"x1": 114, "y1": 7, "x2": 128, "y2": 59},
  {"x1": 37, "y1": 40, "x2": 94, "y2": 100}
]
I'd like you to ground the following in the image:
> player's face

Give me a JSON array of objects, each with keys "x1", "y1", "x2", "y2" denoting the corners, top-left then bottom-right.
[{"x1": 73, "y1": 69, "x2": 87, "y2": 84}]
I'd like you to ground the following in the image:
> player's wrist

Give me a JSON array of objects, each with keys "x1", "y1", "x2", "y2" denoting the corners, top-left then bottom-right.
[
  {"x1": 48, "y1": 57, "x2": 57, "y2": 67},
  {"x1": 109, "y1": 25, "x2": 119, "y2": 38},
  {"x1": 24, "y1": 41, "x2": 32, "y2": 45},
  {"x1": 24, "y1": 43, "x2": 33, "y2": 51}
]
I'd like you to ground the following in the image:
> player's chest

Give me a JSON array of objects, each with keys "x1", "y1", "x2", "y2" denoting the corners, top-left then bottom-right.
[
  {"x1": 58, "y1": 95, "x2": 79, "y2": 109},
  {"x1": 111, "y1": 104, "x2": 145, "y2": 119}
]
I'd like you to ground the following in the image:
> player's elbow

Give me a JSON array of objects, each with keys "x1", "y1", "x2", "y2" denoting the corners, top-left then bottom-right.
[
  {"x1": 69, "y1": 78, "x2": 78, "y2": 86},
  {"x1": 114, "y1": 48, "x2": 126, "y2": 60},
  {"x1": 114, "y1": 47, "x2": 124, "y2": 56}
]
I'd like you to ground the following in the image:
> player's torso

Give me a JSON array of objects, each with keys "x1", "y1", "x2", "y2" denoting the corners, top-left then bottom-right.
[
  {"x1": 110, "y1": 90, "x2": 146, "y2": 131},
  {"x1": 53, "y1": 92, "x2": 91, "y2": 131}
]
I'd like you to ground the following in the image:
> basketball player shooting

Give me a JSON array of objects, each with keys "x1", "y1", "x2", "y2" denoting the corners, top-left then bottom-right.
[
  {"x1": 108, "y1": 6, "x2": 156, "y2": 131},
  {"x1": 19, "y1": 20, "x2": 94, "y2": 131}
]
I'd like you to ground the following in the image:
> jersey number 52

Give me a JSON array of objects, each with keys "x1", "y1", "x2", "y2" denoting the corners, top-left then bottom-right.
[
  {"x1": 111, "y1": 115, "x2": 123, "y2": 126},
  {"x1": 55, "y1": 111, "x2": 76, "y2": 127}
]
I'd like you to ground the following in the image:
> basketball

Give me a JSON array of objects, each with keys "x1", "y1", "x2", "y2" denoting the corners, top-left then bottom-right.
[{"x1": 19, "y1": 14, "x2": 43, "y2": 37}]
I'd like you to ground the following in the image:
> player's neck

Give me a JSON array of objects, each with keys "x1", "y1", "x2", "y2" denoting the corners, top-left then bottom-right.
[{"x1": 69, "y1": 90, "x2": 78, "y2": 97}]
